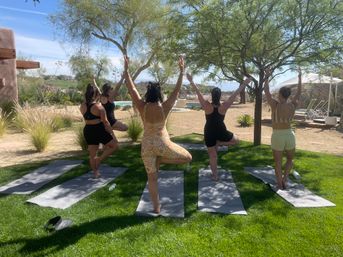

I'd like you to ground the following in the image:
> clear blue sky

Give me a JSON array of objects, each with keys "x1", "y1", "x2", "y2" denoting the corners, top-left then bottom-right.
[{"x1": 0, "y1": 0, "x2": 295, "y2": 91}]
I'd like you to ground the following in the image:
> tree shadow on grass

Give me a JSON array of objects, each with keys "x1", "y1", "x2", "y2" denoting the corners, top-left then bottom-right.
[{"x1": 0, "y1": 215, "x2": 151, "y2": 256}]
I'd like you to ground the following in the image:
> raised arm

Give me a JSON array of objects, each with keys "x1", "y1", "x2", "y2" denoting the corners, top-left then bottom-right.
[
  {"x1": 263, "y1": 70, "x2": 277, "y2": 109},
  {"x1": 123, "y1": 56, "x2": 144, "y2": 111},
  {"x1": 162, "y1": 56, "x2": 184, "y2": 113},
  {"x1": 222, "y1": 77, "x2": 252, "y2": 110},
  {"x1": 111, "y1": 73, "x2": 125, "y2": 101},
  {"x1": 291, "y1": 67, "x2": 302, "y2": 106},
  {"x1": 92, "y1": 76, "x2": 102, "y2": 94},
  {"x1": 186, "y1": 73, "x2": 209, "y2": 109}
]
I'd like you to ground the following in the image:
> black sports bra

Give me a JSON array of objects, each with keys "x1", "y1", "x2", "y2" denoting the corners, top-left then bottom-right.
[{"x1": 83, "y1": 103, "x2": 100, "y2": 120}]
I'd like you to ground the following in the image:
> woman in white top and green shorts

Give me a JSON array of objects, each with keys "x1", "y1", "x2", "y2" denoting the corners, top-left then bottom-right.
[{"x1": 264, "y1": 68, "x2": 302, "y2": 190}]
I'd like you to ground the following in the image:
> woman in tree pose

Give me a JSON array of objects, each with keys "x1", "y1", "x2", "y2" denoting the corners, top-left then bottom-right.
[
  {"x1": 100, "y1": 74, "x2": 128, "y2": 132},
  {"x1": 186, "y1": 73, "x2": 251, "y2": 180},
  {"x1": 80, "y1": 81, "x2": 118, "y2": 178},
  {"x1": 264, "y1": 68, "x2": 302, "y2": 189},
  {"x1": 124, "y1": 55, "x2": 192, "y2": 214}
]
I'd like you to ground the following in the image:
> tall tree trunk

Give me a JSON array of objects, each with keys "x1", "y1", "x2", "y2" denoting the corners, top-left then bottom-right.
[
  {"x1": 240, "y1": 89, "x2": 246, "y2": 104},
  {"x1": 253, "y1": 84, "x2": 263, "y2": 146}
]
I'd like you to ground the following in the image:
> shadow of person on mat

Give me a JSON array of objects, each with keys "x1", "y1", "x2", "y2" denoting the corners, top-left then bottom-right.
[{"x1": 0, "y1": 215, "x2": 151, "y2": 256}]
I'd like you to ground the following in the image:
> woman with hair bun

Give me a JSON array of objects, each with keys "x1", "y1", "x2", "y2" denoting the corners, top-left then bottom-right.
[
  {"x1": 186, "y1": 73, "x2": 251, "y2": 180},
  {"x1": 80, "y1": 80, "x2": 118, "y2": 178},
  {"x1": 124, "y1": 55, "x2": 192, "y2": 214}
]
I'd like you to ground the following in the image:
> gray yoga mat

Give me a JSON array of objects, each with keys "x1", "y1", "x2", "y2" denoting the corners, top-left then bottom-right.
[
  {"x1": 27, "y1": 165, "x2": 127, "y2": 209},
  {"x1": 244, "y1": 167, "x2": 335, "y2": 207},
  {"x1": 0, "y1": 160, "x2": 83, "y2": 195},
  {"x1": 136, "y1": 170, "x2": 184, "y2": 218},
  {"x1": 198, "y1": 168, "x2": 247, "y2": 215},
  {"x1": 177, "y1": 143, "x2": 228, "y2": 151}
]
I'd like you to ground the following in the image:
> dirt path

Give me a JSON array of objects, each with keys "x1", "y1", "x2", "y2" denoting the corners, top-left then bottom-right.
[{"x1": 0, "y1": 103, "x2": 342, "y2": 168}]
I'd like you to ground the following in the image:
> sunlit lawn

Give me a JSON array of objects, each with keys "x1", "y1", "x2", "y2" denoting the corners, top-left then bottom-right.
[{"x1": 0, "y1": 134, "x2": 342, "y2": 256}]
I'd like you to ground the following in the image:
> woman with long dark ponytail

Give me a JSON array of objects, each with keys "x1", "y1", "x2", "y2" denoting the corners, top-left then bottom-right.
[
  {"x1": 186, "y1": 73, "x2": 251, "y2": 180},
  {"x1": 80, "y1": 81, "x2": 118, "y2": 178}
]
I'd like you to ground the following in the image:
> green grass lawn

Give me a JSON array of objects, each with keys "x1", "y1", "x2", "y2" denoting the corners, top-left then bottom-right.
[{"x1": 0, "y1": 134, "x2": 342, "y2": 256}]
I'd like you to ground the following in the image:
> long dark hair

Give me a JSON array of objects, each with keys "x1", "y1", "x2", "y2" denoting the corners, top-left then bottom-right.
[
  {"x1": 102, "y1": 83, "x2": 112, "y2": 97},
  {"x1": 211, "y1": 87, "x2": 221, "y2": 106},
  {"x1": 85, "y1": 84, "x2": 100, "y2": 105},
  {"x1": 145, "y1": 82, "x2": 163, "y2": 103},
  {"x1": 279, "y1": 86, "x2": 291, "y2": 99}
]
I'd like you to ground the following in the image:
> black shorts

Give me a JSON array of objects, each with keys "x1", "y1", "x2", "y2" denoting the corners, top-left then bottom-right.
[
  {"x1": 204, "y1": 129, "x2": 234, "y2": 147},
  {"x1": 83, "y1": 123, "x2": 113, "y2": 146}
]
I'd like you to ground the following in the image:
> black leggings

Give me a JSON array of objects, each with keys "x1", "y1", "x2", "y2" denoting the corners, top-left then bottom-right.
[{"x1": 83, "y1": 123, "x2": 113, "y2": 145}]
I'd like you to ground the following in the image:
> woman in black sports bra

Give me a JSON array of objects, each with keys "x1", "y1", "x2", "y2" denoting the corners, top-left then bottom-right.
[
  {"x1": 187, "y1": 73, "x2": 251, "y2": 180},
  {"x1": 80, "y1": 82, "x2": 118, "y2": 178},
  {"x1": 100, "y1": 74, "x2": 128, "y2": 132}
]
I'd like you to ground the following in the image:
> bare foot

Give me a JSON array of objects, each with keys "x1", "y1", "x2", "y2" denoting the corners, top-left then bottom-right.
[
  {"x1": 276, "y1": 183, "x2": 285, "y2": 190},
  {"x1": 211, "y1": 173, "x2": 219, "y2": 181},
  {"x1": 93, "y1": 170, "x2": 101, "y2": 179},
  {"x1": 153, "y1": 204, "x2": 161, "y2": 214}
]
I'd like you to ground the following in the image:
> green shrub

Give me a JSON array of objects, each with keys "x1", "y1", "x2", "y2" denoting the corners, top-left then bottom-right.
[
  {"x1": 127, "y1": 115, "x2": 143, "y2": 142},
  {"x1": 122, "y1": 105, "x2": 132, "y2": 111},
  {"x1": 29, "y1": 123, "x2": 51, "y2": 152},
  {"x1": 166, "y1": 115, "x2": 172, "y2": 134},
  {"x1": 14, "y1": 103, "x2": 54, "y2": 151},
  {"x1": 237, "y1": 114, "x2": 254, "y2": 127},
  {"x1": 291, "y1": 120, "x2": 297, "y2": 132},
  {"x1": 0, "y1": 109, "x2": 9, "y2": 137},
  {"x1": 75, "y1": 125, "x2": 88, "y2": 151},
  {"x1": 0, "y1": 101, "x2": 16, "y2": 120},
  {"x1": 51, "y1": 115, "x2": 73, "y2": 132}
]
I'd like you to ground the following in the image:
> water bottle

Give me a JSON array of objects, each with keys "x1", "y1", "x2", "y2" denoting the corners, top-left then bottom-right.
[
  {"x1": 109, "y1": 183, "x2": 116, "y2": 191},
  {"x1": 292, "y1": 170, "x2": 301, "y2": 181}
]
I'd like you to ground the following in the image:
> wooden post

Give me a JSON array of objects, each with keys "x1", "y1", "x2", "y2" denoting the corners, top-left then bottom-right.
[
  {"x1": 0, "y1": 47, "x2": 16, "y2": 59},
  {"x1": 0, "y1": 28, "x2": 17, "y2": 103},
  {"x1": 16, "y1": 60, "x2": 40, "y2": 69}
]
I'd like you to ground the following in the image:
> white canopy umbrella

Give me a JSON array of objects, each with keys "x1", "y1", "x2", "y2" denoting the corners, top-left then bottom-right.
[{"x1": 278, "y1": 73, "x2": 343, "y2": 117}]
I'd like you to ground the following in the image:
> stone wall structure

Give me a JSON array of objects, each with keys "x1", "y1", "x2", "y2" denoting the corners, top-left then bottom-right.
[
  {"x1": 0, "y1": 28, "x2": 39, "y2": 105},
  {"x1": 0, "y1": 28, "x2": 17, "y2": 104}
]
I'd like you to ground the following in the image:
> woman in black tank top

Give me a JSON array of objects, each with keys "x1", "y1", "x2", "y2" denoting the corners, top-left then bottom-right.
[
  {"x1": 80, "y1": 82, "x2": 118, "y2": 178},
  {"x1": 187, "y1": 73, "x2": 251, "y2": 180},
  {"x1": 100, "y1": 74, "x2": 128, "y2": 132}
]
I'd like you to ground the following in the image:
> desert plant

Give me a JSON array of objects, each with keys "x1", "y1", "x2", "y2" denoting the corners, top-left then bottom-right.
[
  {"x1": 14, "y1": 103, "x2": 54, "y2": 151},
  {"x1": 75, "y1": 125, "x2": 88, "y2": 151},
  {"x1": 237, "y1": 114, "x2": 254, "y2": 127},
  {"x1": 166, "y1": 115, "x2": 173, "y2": 134},
  {"x1": 0, "y1": 109, "x2": 9, "y2": 137},
  {"x1": 0, "y1": 101, "x2": 16, "y2": 120},
  {"x1": 14, "y1": 103, "x2": 54, "y2": 131},
  {"x1": 51, "y1": 115, "x2": 73, "y2": 132},
  {"x1": 29, "y1": 123, "x2": 51, "y2": 152},
  {"x1": 127, "y1": 115, "x2": 143, "y2": 142}
]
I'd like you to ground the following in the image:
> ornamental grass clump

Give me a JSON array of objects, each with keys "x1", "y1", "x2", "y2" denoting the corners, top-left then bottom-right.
[
  {"x1": 237, "y1": 114, "x2": 254, "y2": 127},
  {"x1": 127, "y1": 115, "x2": 143, "y2": 142}
]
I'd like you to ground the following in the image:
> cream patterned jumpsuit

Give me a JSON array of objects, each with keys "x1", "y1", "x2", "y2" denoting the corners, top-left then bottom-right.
[{"x1": 141, "y1": 103, "x2": 191, "y2": 174}]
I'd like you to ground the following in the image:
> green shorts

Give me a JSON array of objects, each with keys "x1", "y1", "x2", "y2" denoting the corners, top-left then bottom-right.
[{"x1": 271, "y1": 129, "x2": 295, "y2": 151}]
